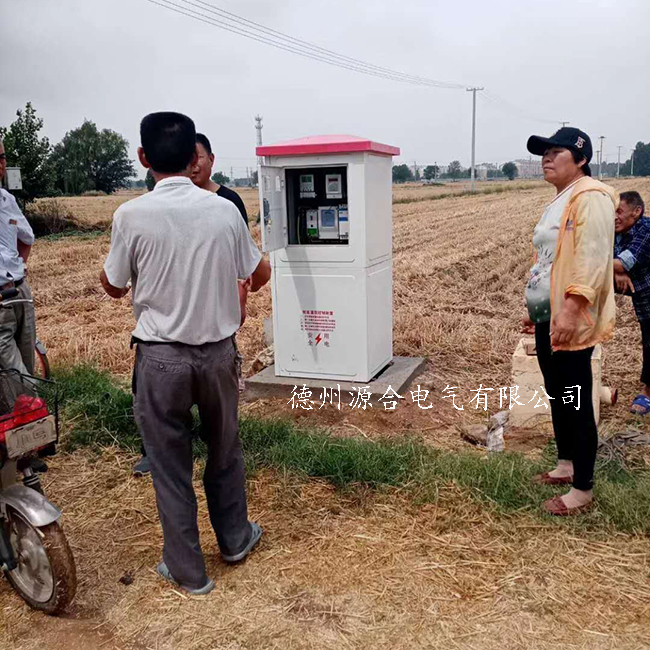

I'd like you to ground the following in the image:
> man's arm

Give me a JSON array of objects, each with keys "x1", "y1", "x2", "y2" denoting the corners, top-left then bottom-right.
[
  {"x1": 616, "y1": 222, "x2": 650, "y2": 273},
  {"x1": 17, "y1": 241, "x2": 31, "y2": 263},
  {"x1": 100, "y1": 269, "x2": 130, "y2": 299},
  {"x1": 250, "y1": 258, "x2": 271, "y2": 292},
  {"x1": 101, "y1": 215, "x2": 132, "y2": 298}
]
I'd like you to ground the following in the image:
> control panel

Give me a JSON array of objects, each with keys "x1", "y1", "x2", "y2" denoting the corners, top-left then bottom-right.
[{"x1": 285, "y1": 166, "x2": 349, "y2": 245}]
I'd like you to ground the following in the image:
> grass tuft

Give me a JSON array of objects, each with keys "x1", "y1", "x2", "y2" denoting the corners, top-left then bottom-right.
[{"x1": 53, "y1": 364, "x2": 650, "y2": 533}]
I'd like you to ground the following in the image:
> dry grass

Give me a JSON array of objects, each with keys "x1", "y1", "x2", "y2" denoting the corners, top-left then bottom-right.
[
  {"x1": 27, "y1": 178, "x2": 650, "y2": 437},
  {"x1": 5, "y1": 179, "x2": 650, "y2": 649},
  {"x1": 2, "y1": 448, "x2": 650, "y2": 650}
]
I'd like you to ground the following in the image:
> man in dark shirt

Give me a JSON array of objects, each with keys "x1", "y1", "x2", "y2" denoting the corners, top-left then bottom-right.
[
  {"x1": 193, "y1": 133, "x2": 248, "y2": 224},
  {"x1": 613, "y1": 191, "x2": 650, "y2": 414}
]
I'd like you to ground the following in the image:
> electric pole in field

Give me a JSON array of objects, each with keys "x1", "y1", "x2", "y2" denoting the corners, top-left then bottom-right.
[
  {"x1": 617, "y1": 146, "x2": 622, "y2": 178},
  {"x1": 255, "y1": 115, "x2": 264, "y2": 165},
  {"x1": 466, "y1": 87, "x2": 484, "y2": 192},
  {"x1": 598, "y1": 136, "x2": 605, "y2": 180}
]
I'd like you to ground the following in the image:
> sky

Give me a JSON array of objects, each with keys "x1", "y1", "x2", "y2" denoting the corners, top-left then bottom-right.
[{"x1": 2, "y1": 0, "x2": 648, "y2": 179}]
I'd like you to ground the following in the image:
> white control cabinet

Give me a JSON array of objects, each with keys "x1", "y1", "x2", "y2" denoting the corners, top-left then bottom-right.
[{"x1": 257, "y1": 135, "x2": 400, "y2": 383}]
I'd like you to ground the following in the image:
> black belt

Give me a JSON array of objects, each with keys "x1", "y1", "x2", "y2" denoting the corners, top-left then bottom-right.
[{"x1": 1, "y1": 278, "x2": 24, "y2": 290}]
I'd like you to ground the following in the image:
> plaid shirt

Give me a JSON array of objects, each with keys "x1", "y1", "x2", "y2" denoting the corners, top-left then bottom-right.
[{"x1": 614, "y1": 216, "x2": 650, "y2": 320}]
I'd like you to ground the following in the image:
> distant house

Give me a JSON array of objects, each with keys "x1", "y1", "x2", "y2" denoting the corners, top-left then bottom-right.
[
  {"x1": 514, "y1": 158, "x2": 543, "y2": 179},
  {"x1": 232, "y1": 178, "x2": 253, "y2": 188}
]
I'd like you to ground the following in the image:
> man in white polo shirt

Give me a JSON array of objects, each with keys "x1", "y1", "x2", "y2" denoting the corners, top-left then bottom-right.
[
  {"x1": 0, "y1": 138, "x2": 36, "y2": 375},
  {"x1": 100, "y1": 112, "x2": 270, "y2": 595}
]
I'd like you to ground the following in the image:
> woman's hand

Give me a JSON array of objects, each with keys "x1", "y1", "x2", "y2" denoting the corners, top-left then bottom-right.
[
  {"x1": 521, "y1": 315, "x2": 535, "y2": 334},
  {"x1": 551, "y1": 295, "x2": 588, "y2": 347},
  {"x1": 614, "y1": 271, "x2": 635, "y2": 295}
]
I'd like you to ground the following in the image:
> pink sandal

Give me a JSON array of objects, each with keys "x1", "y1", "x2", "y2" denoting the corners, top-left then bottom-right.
[{"x1": 543, "y1": 496, "x2": 593, "y2": 516}]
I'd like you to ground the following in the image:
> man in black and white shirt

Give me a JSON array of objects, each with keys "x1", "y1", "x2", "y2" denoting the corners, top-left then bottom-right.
[
  {"x1": 0, "y1": 139, "x2": 36, "y2": 375},
  {"x1": 100, "y1": 112, "x2": 270, "y2": 595}
]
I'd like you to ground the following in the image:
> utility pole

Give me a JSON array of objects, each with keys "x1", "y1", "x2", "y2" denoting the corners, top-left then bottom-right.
[
  {"x1": 230, "y1": 166, "x2": 233, "y2": 182},
  {"x1": 466, "y1": 87, "x2": 484, "y2": 192},
  {"x1": 413, "y1": 160, "x2": 418, "y2": 181},
  {"x1": 255, "y1": 115, "x2": 264, "y2": 165},
  {"x1": 631, "y1": 149, "x2": 635, "y2": 176},
  {"x1": 598, "y1": 136, "x2": 605, "y2": 180},
  {"x1": 617, "y1": 146, "x2": 622, "y2": 178}
]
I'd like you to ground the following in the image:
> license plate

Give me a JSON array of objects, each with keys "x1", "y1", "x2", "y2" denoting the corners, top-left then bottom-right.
[{"x1": 5, "y1": 416, "x2": 56, "y2": 459}]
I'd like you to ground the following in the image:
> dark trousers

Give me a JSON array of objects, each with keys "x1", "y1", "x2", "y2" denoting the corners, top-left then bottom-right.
[
  {"x1": 535, "y1": 321, "x2": 597, "y2": 491},
  {"x1": 640, "y1": 319, "x2": 650, "y2": 386},
  {"x1": 134, "y1": 339, "x2": 251, "y2": 589}
]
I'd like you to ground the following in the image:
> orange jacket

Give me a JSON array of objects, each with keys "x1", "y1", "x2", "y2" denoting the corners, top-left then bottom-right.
[{"x1": 549, "y1": 176, "x2": 617, "y2": 351}]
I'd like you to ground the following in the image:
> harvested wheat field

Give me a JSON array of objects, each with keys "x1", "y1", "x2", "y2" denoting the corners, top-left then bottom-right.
[{"x1": 2, "y1": 179, "x2": 650, "y2": 650}]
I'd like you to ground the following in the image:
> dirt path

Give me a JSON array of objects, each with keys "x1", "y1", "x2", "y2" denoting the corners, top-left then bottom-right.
[{"x1": 3, "y1": 449, "x2": 650, "y2": 650}]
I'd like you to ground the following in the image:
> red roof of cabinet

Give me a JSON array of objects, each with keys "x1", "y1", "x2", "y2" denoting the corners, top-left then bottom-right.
[{"x1": 256, "y1": 135, "x2": 400, "y2": 157}]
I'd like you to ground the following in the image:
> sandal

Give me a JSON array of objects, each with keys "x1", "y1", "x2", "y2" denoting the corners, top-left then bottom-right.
[
  {"x1": 532, "y1": 472, "x2": 573, "y2": 486},
  {"x1": 156, "y1": 562, "x2": 215, "y2": 595},
  {"x1": 221, "y1": 522, "x2": 263, "y2": 564},
  {"x1": 543, "y1": 495, "x2": 593, "y2": 517},
  {"x1": 630, "y1": 394, "x2": 650, "y2": 415}
]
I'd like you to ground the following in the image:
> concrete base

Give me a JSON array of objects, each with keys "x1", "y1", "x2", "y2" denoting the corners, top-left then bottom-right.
[{"x1": 243, "y1": 356, "x2": 427, "y2": 404}]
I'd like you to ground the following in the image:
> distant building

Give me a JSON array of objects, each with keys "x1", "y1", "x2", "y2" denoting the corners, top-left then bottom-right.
[
  {"x1": 514, "y1": 158, "x2": 543, "y2": 179},
  {"x1": 475, "y1": 163, "x2": 498, "y2": 180}
]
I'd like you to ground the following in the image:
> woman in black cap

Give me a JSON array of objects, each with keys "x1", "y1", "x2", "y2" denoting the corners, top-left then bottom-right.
[{"x1": 523, "y1": 127, "x2": 617, "y2": 515}]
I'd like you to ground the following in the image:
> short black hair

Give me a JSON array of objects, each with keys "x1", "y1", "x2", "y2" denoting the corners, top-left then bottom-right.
[
  {"x1": 196, "y1": 133, "x2": 212, "y2": 156},
  {"x1": 620, "y1": 191, "x2": 645, "y2": 216},
  {"x1": 570, "y1": 149, "x2": 591, "y2": 177},
  {"x1": 140, "y1": 112, "x2": 196, "y2": 173}
]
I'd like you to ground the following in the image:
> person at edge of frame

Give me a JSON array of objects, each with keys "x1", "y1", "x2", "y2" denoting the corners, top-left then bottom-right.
[
  {"x1": 100, "y1": 111, "x2": 271, "y2": 595},
  {"x1": 522, "y1": 126, "x2": 617, "y2": 517},
  {"x1": 0, "y1": 138, "x2": 36, "y2": 376},
  {"x1": 612, "y1": 191, "x2": 650, "y2": 414}
]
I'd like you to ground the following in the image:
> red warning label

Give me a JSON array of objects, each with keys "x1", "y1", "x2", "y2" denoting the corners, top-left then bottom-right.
[{"x1": 301, "y1": 310, "x2": 336, "y2": 332}]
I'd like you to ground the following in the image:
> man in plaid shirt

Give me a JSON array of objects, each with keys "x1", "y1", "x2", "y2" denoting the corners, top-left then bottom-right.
[{"x1": 613, "y1": 191, "x2": 650, "y2": 413}]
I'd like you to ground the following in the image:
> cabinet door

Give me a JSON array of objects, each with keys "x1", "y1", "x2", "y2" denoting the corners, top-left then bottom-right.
[{"x1": 259, "y1": 166, "x2": 287, "y2": 252}]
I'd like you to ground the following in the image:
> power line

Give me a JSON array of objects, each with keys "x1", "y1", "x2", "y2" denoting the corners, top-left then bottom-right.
[
  {"x1": 144, "y1": 0, "x2": 466, "y2": 90},
  {"x1": 178, "y1": 0, "x2": 466, "y2": 90},
  {"x1": 480, "y1": 90, "x2": 559, "y2": 125}
]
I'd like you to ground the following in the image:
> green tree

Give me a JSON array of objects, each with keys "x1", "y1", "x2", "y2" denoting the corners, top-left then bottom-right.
[
  {"x1": 447, "y1": 160, "x2": 462, "y2": 180},
  {"x1": 392, "y1": 164, "x2": 413, "y2": 184},
  {"x1": 423, "y1": 165, "x2": 439, "y2": 180},
  {"x1": 630, "y1": 141, "x2": 650, "y2": 177},
  {"x1": 145, "y1": 169, "x2": 156, "y2": 192},
  {"x1": 50, "y1": 119, "x2": 135, "y2": 194},
  {"x1": 0, "y1": 102, "x2": 54, "y2": 201},
  {"x1": 501, "y1": 161, "x2": 519, "y2": 181},
  {"x1": 212, "y1": 171, "x2": 230, "y2": 185},
  {"x1": 251, "y1": 170, "x2": 258, "y2": 186}
]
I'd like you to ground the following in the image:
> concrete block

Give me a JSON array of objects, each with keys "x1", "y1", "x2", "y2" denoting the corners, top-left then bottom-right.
[
  {"x1": 510, "y1": 338, "x2": 602, "y2": 428},
  {"x1": 243, "y1": 356, "x2": 427, "y2": 405}
]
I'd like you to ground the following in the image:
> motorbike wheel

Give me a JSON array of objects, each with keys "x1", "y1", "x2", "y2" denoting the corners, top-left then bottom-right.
[{"x1": 4, "y1": 508, "x2": 76, "y2": 614}]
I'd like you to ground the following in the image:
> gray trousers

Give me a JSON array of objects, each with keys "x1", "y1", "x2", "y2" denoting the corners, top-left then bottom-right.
[
  {"x1": 134, "y1": 338, "x2": 251, "y2": 589},
  {"x1": 0, "y1": 281, "x2": 35, "y2": 375}
]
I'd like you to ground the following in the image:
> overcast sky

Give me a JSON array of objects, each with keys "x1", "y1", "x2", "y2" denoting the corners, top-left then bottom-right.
[{"x1": 2, "y1": 0, "x2": 648, "y2": 179}]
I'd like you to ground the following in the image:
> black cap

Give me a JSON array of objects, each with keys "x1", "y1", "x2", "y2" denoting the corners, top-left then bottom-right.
[{"x1": 527, "y1": 127, "x2": 592, "y2": 175}]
